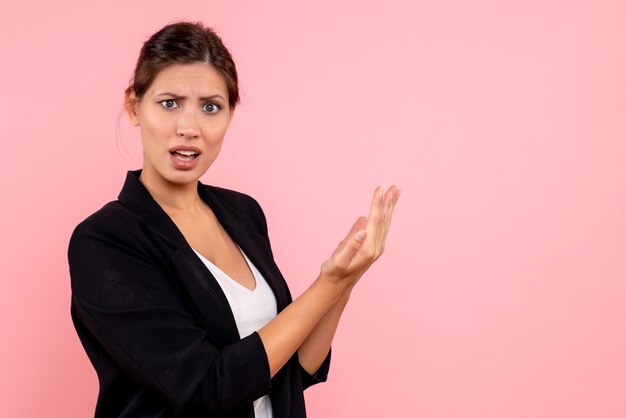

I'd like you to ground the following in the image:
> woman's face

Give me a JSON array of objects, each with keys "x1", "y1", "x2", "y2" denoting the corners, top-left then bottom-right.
[{"x1": 126, "y1": 63, "x2": 233, "y2": 186}]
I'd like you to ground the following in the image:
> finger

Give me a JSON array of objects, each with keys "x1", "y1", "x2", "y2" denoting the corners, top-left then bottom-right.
[
  {"x1": 364, "y1": 186, "x2": 385, "y2": 244},
  {"x1": 383, "y1": 185, "x2": 400, "y2": 223},
  {"x1": 370, "y1": 185, "x2": 399, "y2": 249},
  {"x1": 331, "y1": 219, "x2": 368, "y2": 270},
  {"x1": 344, "y1": 187, "x2": 383, "y2": 266},
  {"x1": 380, "y1": 186, "x2": 401, "y2": 242},
  {"x1": 382, "y1": 185, "x2": 398, "y2": 208},
  {"x1": 331, "y1": 216, "x2": 368, "y2": 256}
]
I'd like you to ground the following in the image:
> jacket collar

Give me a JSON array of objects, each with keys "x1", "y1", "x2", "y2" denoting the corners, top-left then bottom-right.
[
  {"x1": 118, "y1": 170, "x2": 187, "y2": 245},
  {"x1": 118, "y1": 170, "x2": 247, "y2": 248}
]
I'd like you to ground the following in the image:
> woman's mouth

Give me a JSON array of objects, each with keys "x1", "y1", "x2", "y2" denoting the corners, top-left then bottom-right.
[
  {"x1": 170, "y1": 150, "x2": 199, "y2": 161},
  {"x1": 169, "y1": 147, "x2": 201, "y2": 170}
]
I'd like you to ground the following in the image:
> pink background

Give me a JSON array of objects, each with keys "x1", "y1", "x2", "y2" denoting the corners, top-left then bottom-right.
[{"x1": 1, "y1": 0, "x2": 625, "y2": 416}]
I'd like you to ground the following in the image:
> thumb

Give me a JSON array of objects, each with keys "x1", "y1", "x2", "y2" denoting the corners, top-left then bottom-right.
[{"x1": 329, "y1": 217, "x2": 368, "y2": 270}]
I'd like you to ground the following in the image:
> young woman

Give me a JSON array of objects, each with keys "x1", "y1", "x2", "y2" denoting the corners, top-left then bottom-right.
[{"x1": 69, "y1": 21, "x2": 400, "y2": 418}]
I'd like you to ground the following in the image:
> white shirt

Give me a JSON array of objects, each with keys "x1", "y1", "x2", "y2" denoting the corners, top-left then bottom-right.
[{"x1": 193, "y1": 248, "x2": 277, "y2": 418}]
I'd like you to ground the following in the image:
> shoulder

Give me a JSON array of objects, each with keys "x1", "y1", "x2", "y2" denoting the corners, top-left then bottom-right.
[
  {"x1": 68, "y1": 201, "x2": 174, "y2": 306},
  {"x1": 68, "y1": 201, "x2": 161, "y2": 269},
  {"x1": 70, "y1": 201, "x2": 145, "y2": 243}
]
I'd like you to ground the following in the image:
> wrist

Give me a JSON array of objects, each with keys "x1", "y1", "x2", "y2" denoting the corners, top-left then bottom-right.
[
  {"x1": 315, "y1": 273, "x2": 351, "y2": 300},
  {"x1": 339, "y1": 283, "x2": 354, "y2": 303}
]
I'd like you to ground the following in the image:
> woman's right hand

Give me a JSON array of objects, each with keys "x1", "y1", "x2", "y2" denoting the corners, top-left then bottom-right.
[{"x1": 320, "y1": 185, "x2": 401, "y2": 287}]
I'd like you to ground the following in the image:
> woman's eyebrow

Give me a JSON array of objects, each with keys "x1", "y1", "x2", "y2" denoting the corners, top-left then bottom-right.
[
  {"x1": 154, "y1": 92, "x2": 226, "y2": 101},
  {"x1": 199, "y1": 94, "x2": 226, "y2": 101},
  {"x1": 154, "y1": 92, "x2": 183, "y2": 98}
]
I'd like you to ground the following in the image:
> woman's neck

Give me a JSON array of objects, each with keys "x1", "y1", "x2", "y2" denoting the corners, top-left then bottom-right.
[{"x1": 139, "y1": 167, "x2": 204, "y2": 215}]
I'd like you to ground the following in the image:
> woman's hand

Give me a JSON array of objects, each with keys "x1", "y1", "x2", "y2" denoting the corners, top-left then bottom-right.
[{"x1": 320, "y1": 186, "x2": 401, "y2": 287}]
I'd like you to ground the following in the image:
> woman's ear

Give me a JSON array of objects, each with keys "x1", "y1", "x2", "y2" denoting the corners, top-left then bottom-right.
[{"x1": 124, "y1": 89, "x2": 140, "y2": 126}]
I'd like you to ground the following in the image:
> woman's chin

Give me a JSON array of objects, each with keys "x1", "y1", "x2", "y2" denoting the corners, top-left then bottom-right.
[{"x1": 163, "y1": 168, "x2": 205, "y2": 186}]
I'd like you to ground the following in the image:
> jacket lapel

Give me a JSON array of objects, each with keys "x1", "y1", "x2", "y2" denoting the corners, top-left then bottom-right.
[{"x1": 118, "y1": 170, "x2": 239, "y2": 344}]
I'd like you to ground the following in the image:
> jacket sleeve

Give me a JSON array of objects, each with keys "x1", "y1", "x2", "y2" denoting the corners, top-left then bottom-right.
[
  {"x1": 299, "y1": 350, "x2": 331, "y2": 390},
  {"x1": 68, "y1": 215, "x2": 271, "y2": 415},
  {"x1": 246, "y1": 196, "x2": 332, "y2": 390}
]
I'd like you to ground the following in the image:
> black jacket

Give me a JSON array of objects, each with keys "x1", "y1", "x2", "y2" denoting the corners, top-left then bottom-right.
[{"x1": 69, "y1": 170, "x2": 329, "y2": 417}]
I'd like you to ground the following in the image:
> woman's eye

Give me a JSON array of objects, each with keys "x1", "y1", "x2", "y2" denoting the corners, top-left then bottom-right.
[
  {"x1": 159, "y1": 99, "x2": 179, "y2": 109},
  {"x1": 202, "y1": 103, "x2": 220, "y2": 113}
]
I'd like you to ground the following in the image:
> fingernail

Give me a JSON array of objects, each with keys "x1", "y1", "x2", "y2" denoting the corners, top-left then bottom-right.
[{"x1": 355, "y1": 230, "x2": 366, "y2": 242}]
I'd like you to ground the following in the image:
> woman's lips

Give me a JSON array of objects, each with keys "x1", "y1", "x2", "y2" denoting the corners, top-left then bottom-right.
[{"x1": 169, "y1": 150, "x2": 200, "y2": 170}]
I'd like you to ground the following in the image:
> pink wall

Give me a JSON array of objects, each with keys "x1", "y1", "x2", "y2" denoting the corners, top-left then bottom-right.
[{"x1": 1, "y1": 0, "x2": 625, "y2": 416}]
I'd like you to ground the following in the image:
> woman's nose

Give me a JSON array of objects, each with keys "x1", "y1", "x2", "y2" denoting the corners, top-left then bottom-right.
[{"x1": 176, "y1": 110, "x2": 200, "y2": 138}]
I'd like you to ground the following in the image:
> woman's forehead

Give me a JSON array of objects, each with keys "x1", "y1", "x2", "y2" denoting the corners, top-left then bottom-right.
[{"x1": 148, "y1": 63, "x2": 228, "y2": 96}]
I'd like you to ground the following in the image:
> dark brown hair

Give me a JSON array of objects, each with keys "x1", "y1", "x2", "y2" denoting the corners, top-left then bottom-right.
[{"x1": 127, "y1": 22, "x2": 239, "y2": 108}]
